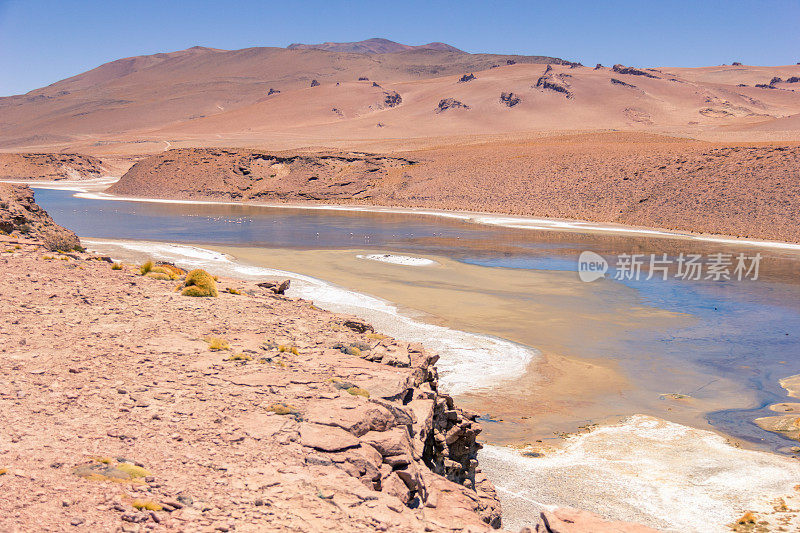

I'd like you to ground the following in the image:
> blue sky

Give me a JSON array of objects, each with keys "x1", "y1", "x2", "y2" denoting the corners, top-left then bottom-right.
[{"x1": 1, "y1": 0, "x2": 798, "y2": 96}]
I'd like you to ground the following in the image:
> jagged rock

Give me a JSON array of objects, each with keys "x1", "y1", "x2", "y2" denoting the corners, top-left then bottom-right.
[
  {"x1": 458, "y1": 73, "x2": 476, "y2": 83},
  {"x1": 372, "y1": 81, "x2": 381, "y2": 87},
  {"x1": 732, "y1": 61, "x2": 743, "y2": 66},
  {"x1": 383, "y1": 91, "x2": 402, "y2": 107},
  {"x1": 786, "y1": 76, "x2": 800, "y2": 83},
  {"x1": 358, "y1": 77, "x2": 369, "y2": 81},
  {"x1": 256, "y1": 279, "x2": 291, "y2": 294},
  {"x1": 299, "y1": 423, "x2": 360, "y2": 452},
  {"x1": 361, "y1": 427, "x2": 413, "y2": 458},
  {"x1": 500, "y1": 92, "x2": 521, "y2": 107},
  {"x1": 435, "y1": 98, "x2": 470, "y2": 113},
  {"x1": 305, "y1": 399, "x2": 395, "y2": 437},
  {"x1": 343, "y1": 319, "x2": 374, "y2": 333},
  {"x1": 310, "y1": 79, "x2": 320, "y2": 87},
  {"x1": 594, "y1": 63, "x2": 604, "y2": 69},
  {"x1": 612, "y1": 64, "x2": 659, "y2": 78},
  {"x1": 382, "y1": 472, "x2": 412, "y2": 503},
  {"x1": 267, "y1": 88, "x2": 280, "y2": 95},
  {"x1": 506, "y1": 59, "x2": 516, "y2": 65},
  {"x1": 610, "y1": 78, "x2": 637, "y2": 88},
  {"x1": 534, "y1": 508, "x2": 659, "y2": 532},
  {"x1": 770, "y1": 76, "x2": 783, "y2": 85},
  {"x1": 544, "y1": 64, "x2": 553, "y2": 74},
  {"x1": 0, "y1": 184, "x2": 81, "y2": 251},
  {"x1": 535, "y1": 75, "x2": 572, "y2": 98}
]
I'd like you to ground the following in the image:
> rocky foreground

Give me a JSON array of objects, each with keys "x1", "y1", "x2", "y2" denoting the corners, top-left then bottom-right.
[
  {"x1": 0, "y1": 185, "x2": 663, "y2": 532},
  {"x1": 0, "y1": 198, "x2": 504, "y2": 532}
]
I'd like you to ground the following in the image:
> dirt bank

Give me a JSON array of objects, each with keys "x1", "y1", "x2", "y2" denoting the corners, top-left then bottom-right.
[{"x1": 107, "y1": 133, "x2": 800, "y2": 243}]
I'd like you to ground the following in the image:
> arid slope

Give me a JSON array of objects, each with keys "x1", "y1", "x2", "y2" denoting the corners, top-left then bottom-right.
[{"x1": 108, "y1": 134, "x2": 800, "y2": 243}]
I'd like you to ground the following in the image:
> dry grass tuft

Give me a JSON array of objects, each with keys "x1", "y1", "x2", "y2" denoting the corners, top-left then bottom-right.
[
  {"x1": 181, "y1": 269, "x2": 218, "y2": 297},
  {"x1": 111, "y1": 262, "x2": 122, "y2": 270},
  {"x1": 205, "y1": 337, "x2": 230, "y2": 351},
  {"x1": 140, "y1": 261, "x2": 154, "y2": 275},
  {"x1": 132, "y1": 499, "x2": 162, "y2": 511}
]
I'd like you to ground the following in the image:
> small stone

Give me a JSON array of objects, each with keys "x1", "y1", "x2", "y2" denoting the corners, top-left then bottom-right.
[{"x1": 69, "y1": 518, "x2": 84, "y2": 526}]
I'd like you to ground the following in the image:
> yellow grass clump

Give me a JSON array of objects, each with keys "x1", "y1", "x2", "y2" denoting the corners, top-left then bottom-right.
[
  {"x1": 181, "y1": 269, "x2": 218, "y2": 297},
  {"x1": 268, "y1": 402, "x2": 299, "y2": 416},
  {"x1": 140, "y1": 261, "x2": 154, "y2": 275},
  {"x1": 132, "y1": 499, "x2": 162, "y2": 511},
  {"x1": 205, "y1": 337, "x2": 230, "y2": 351},
  {"x1": 226, "y1": 287, "x2": 241, "y2": 295},
  {"x1": 346, "y1": 387, "x2": 370, "y2": 398},
  {"x1": 115, "y1": 462, "x2": 151, "y2": 478}
]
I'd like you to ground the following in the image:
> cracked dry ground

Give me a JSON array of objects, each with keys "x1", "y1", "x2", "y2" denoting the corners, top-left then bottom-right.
[{"x1": 0, "y1": 239, "x2": 501, "y2": 532}]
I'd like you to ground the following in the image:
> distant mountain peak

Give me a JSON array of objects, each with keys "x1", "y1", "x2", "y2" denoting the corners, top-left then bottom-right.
[{"x1": 287, "y1": 38, "x2": 464, "y2": 55}]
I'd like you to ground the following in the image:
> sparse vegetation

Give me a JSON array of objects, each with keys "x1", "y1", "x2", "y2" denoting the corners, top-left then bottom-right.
[
  {"x1": 226, "y1": 352, "x2": 253, "y2": 361},
  {"x1": 346, "y1": 387, "x2": 370, "y2": 398},
  {"x1": 268, "y1": 402, "x2": 299, "y2": 416},
  {"x1": 205, "y1": 337, "x2": 230, "y2": 351},
  {"x1": 111, "y1": 262, "x2": 122, "y2": 270},
  {"x1": 181, "y1": 269, "x2": 218, "y2": 297},
  {"x1": 132, "y1": 499, "x2": 162, "y2": 511},
  {"x1": 115, "y1": 462, "x2": 150, "y2": 478},
  {"x1": 140, "y1": 260, "x2": 154, "y2": 275},
  {"x1": 226, "y1": 287, "x2": 241, "y2": 295}
]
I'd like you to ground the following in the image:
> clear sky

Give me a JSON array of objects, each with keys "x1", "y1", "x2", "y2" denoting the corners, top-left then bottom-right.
[{"x1": 1, "y1": 0, "x2": 798, "y2": 96}]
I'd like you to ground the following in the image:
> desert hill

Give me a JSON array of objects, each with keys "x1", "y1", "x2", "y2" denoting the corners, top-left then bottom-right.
[
  {"x1": 148, "y1": 62, "x2": 800, "y2": 145},
  {"x1": 0, "y1": 42, "x2": 568, "y2": 149},
  {"x1": 287, "y1": 37, "x2": 464, "y2": 54}
]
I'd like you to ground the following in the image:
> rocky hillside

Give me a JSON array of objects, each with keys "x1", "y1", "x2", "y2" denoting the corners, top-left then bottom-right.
[
  {"x1": 108, "y1": 149, "x2": 417, "y2": 201},
  {"x1": 0, "y1": 183, "x2": 80, "y2": 250},
  {"x1": 105, "y1": 134, "x2": 800, "y2": 243},
  {"x1": 0, "y1": 153, "x2": 105, "y2": 180}
]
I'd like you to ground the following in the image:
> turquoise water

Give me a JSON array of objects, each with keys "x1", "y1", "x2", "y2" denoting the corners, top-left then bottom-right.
[{"x1": 36, "y1": 188, "x2": 800, "y2": 452}]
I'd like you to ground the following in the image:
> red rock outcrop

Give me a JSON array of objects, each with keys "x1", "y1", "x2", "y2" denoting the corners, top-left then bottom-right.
[{"x1": 0, "y1": 184, "x2": 80, "y2": 250}]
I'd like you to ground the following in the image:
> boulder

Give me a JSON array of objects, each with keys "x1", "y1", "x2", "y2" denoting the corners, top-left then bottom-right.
[
  {"x1": 436, "y1": 98, "x2": 471, "y2": 113},
  {"x1": 305, "y1": 399, "x2": 395, "y2": 437},
  {"x1": 360, "y1": 427, "x2": 413, "y2": 458},
  {"x1": 299, "y1": 423, "x2": 360, "y2": 452},
  {"x1": 500, "y1": 92, "x2": 521, "y2": 107}
]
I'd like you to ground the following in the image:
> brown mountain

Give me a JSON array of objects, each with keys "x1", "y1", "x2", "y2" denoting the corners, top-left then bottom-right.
[
  {"x1": 287, "y1": 37, "x2": 463, "y2": 54},
  {"x1": 0, "y1": 44, "x2": 568, "y2": 149}
]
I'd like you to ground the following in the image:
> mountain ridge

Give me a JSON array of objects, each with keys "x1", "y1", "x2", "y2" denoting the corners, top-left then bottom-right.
[{"x1": 287, "y1": 37, "x2": 464, "y2": 54}]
